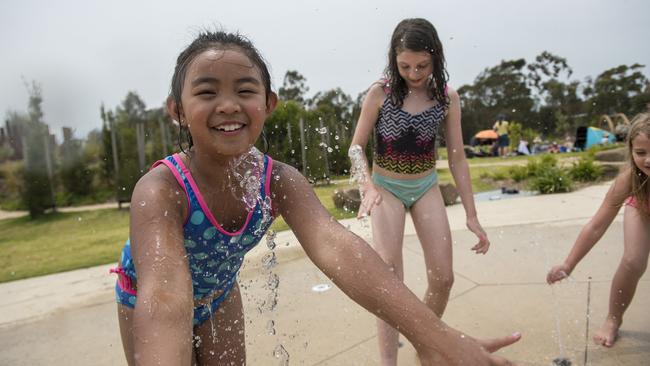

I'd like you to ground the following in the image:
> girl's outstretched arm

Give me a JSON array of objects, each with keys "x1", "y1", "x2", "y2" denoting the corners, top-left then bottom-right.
[
  {"x1": 444, "y1": 87, "x2": 489, "y2": 254},
  {"x1": 272, "y1": 162, "x2": 520, "y2": 366},
  {"x1": 349, "y1": 83, "x2": 385, "y2": 217},
  {"x1": 129, "y1": 167, "x2": 194, "y2": 366},
  {"x1": 547, "y1": 169, "x2": 632, "y2": 283}
]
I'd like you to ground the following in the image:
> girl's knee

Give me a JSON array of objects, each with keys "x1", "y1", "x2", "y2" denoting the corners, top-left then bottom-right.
[
  {"x1": 427, "y1": 271, "x2": 454, "y2": 290},
  {"x1": 620, "y1": 256, "x2": 648, "y2": 277}
]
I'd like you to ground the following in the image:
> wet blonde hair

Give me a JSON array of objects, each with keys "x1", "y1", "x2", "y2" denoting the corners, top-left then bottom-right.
[{"x1": 627, "y1": 113, "x2": 650, "y2": 218}]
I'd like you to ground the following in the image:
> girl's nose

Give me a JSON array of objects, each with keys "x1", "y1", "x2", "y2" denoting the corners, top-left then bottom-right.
[{"x1": 216, "y1": 96, "x2": 240, "y2": 114}]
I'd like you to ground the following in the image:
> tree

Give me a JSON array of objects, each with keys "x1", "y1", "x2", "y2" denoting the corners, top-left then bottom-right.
[
  {"x1": 278, "y1": 70, "x2": 309, "y2": 103},
  {"x1": 527, "y1": 52, "x2": 584, "y2": 137},
  {"x1": 458, "y1": 59, "x2": 535, "y2": 143},
  {"x1": 583, "y1": 63, "x2": 650, "y2": 119},
  {"x1": 19, "y1": 81, "x2": 55, "y2": 218}
]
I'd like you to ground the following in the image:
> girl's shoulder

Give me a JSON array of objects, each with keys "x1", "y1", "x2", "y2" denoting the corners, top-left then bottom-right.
[
  {"x1": 130, "y1": 164, "x2": 188, "y2": 222},
  {"x1": 605, "y1": 168, "x2": 634, "y2": 203},
  {"x1": 365, "y1": 81, "x2": 390, "y2": 108}
]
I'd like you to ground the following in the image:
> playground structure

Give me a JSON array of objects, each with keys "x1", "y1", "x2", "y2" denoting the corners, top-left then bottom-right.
[{"x1": 575, "y1": 113, "x2": 630, "y2": 150}]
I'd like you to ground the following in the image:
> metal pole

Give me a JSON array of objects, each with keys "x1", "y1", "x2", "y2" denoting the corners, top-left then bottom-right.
[
  {"x1": 159, "y1": 118, "x2": 169, "y2": 156},
  {"x1": 136, "y1": 121, "x2": 146, "y2": 173},
  {"x1": 287, "y1": 122, "x2": 292, "y2": 146},
  {"x1": 109, "y1": 116, "x2": 120, "y2": 177},
  {"x1": 42, "y1": 126, "x2": 56, "y2": 211},
  {"x1": 319, "y1": 118, "x2": 330, "y2": 179},
  {"x1": 299, "y1": 117, "x2": 307, "y2": 176}
]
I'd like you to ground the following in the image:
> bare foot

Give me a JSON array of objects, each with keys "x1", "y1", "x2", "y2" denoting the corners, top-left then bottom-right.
[{"x1": 593, "y1": 317, "x2": 621, "y2": 347}]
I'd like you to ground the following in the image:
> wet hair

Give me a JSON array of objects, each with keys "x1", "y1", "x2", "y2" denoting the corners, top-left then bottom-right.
[
  {"x1": 627, "y1": 113, "x2": 650, "y2": 218},
  {"x1": 384, "y1": 18, "x2": 449, "y2": 107},
  {"x1": 169, "y1": 30, "x2": 273, "y2": 152}
]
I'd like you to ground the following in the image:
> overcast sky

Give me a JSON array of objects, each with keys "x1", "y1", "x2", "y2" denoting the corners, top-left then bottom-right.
[{"x1": 1, "y1": 0, "x2": 648, "y2": 140}]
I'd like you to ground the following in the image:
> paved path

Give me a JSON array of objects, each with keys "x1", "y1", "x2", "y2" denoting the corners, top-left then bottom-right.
[{"x1": 1, "y1": 182, "x2": 648, "y2": 365}]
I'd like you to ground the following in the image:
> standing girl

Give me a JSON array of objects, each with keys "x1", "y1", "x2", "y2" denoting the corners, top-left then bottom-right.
[
  {"x1": 349, "y1": 18, "x2": 492, "y2": 365},
  {"x1": 113, "y1": 30, "x2": 520, "y2": 366},
  {"x1": 547, "y1": 113, "x2": 650, "y2": 347}
]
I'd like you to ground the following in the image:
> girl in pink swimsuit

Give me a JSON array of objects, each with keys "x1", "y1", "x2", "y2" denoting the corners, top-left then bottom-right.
[{"x1": 547, "y1": 113, "x2": 650, "y2": 347}]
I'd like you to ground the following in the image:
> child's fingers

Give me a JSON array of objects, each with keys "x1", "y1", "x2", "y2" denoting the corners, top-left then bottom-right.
[
  {"x1": 479, "y1": 332, "x2": 522, "y2": 352},
  {"x1": 471, "y1": 234, "x2": 490, "y2": 254}
]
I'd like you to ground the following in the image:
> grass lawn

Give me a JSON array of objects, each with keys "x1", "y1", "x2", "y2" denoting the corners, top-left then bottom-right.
[{"x1": 0, "y1": 209, "x2": 130, "y2": 283}]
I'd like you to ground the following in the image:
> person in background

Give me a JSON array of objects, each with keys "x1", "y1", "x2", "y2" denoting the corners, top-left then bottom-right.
[{"x1": 493, "y1": 116, "x2": 510, "y2": 157}]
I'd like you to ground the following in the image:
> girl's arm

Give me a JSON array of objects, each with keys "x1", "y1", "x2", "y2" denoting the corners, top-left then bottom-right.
[
  {"x1": 547, "y1": 170, "x2": 632, "y2": 283},
  {"x1": 272, "y1": 162, "x2": 518, "y2": 365},
  {"x1": 349, "y1": 83, "x2": 385, "y2": 217},
  {"x1": 444, "y1": 87, "x2": 489, "y2": 254},
  {"x1": 129, "y1": 168, "x2": 194, "y2": 366}
]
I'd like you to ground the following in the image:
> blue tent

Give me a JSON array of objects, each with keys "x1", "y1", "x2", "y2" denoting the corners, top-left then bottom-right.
[{"x1": 575, "y1": 126, "x2": 616, "y2": 150}]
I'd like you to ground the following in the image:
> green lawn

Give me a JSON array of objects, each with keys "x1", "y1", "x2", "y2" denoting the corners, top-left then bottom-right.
[{"x1": 0, "y1": 209, "x2": 130, "y2": 283}]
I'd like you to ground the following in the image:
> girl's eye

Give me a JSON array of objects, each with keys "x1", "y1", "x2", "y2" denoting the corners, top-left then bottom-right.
[
  {"x1": 239, "y1": 89, "x2": 255, "y2": 94},
  {"x1": 197, "y1": 90, "x2": 215, "y2": 96}
]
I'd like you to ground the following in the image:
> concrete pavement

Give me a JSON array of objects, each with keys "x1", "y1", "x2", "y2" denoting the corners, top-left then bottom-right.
[{"x1": 1, "y1": 182, "x2": 648, "y2": 365}]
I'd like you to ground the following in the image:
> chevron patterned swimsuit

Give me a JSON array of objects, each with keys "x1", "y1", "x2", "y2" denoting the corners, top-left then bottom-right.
[
  {"x1": 113, "y1": 153, "x2": 275, "y2": 325},
  {"x1": 372, "y1": 91, "x2": 448, "y2": 208}
]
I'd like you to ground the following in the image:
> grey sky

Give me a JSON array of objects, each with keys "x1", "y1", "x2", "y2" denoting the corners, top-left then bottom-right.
[{"x1": 1, "y1": 0, "x2": 648, "y2": 140}]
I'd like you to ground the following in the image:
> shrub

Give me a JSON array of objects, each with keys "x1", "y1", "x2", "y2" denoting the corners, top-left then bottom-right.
[
  {"x1": 530, "y1": 167, "x2": 573, "y2": 194},
  {"x1": 569, "y1": 156, "x2": 603, "y2": 182},
  {"x1": 508, "y1": 165, "x2": 529, "y2": 182},
  {"x1": 526, "y1": 154, "x2": 558, "y2": 177},
  {"x1": 489, "y1": 169, "x2": 508, "y2": 181}
]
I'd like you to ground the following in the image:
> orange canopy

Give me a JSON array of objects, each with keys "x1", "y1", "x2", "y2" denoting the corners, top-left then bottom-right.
[{"x1": 474, "y1": 129, "x2": 498, "y2": 139}]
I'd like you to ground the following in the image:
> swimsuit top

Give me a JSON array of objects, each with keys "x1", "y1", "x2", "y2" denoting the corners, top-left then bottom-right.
[
  {"x1": 374, "y1": 87, "x2": 448, "y2": 175},
  {"x1": 118, "y1": 153, "x2": 275, "y2": 302}
]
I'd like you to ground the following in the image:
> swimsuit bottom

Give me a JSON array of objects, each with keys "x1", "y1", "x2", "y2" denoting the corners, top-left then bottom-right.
[
  {"x1": 372, "y1": 171, "x2": 438, "y2": 209},
  {"x1": 112, "y1": 267, "x2": 236, "y2": 326}
]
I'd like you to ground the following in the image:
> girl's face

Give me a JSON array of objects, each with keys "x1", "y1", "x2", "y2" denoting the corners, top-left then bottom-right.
[
  {"x1": 176, "y1": 48, "x2": 276, "y2": 157},
  {"x1": 395, "y1": 50, "x2": 433, "y2": 90},
  {"x1": 631, "y1": 132, "x2": 650, "y2": 176}
]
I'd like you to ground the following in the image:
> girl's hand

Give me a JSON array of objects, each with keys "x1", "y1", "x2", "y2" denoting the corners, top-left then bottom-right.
[
  {"x1": 357, "y1": 182, "x2": 382, "y2": 218},
  {"x1": 467, "y1": 216, "x2": 490, "y2": 254},
  {"x1": 417, "y1": 331, "x2": 522, "y2": 366},
  {"x1": 547, "y1": 263, "x2": 572, "y2": 284}
]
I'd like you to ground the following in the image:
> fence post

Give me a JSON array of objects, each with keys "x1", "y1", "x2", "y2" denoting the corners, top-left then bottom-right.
[{"x1": 299, "y1": 117, "x2": 307, "y2": 176}]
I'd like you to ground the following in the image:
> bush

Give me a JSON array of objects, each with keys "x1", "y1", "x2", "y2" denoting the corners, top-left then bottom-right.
[
  {"x1": 526, "y1": 154, "x2": 558, "y2": 176},
  {"x1": 489, "y1": 168, "x2": 509, "y2": 181},
  {"x1": 508, "y1": 165, "x2": 529, "y2": 182},
  {"x1": 569, "y1": 156, "x2": 603, "y2": 182},
  {"x1": 530, "y1": 167, "x2": 573, "y2": 194}
]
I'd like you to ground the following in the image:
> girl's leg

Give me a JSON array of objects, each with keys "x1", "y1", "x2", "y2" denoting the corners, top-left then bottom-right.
[
  {"x1": 195, "y1": 282, "x2": 246, "y2": 365},
  {"x1": 117, "y1": 304, "x2": 136, "y2": 366},
  {"x1": 594, "y1": 205, "x2": 650, "y2": 347},
  {"x1": 370, "y1": 186, "x2": 407, "y2": 366},
  {"x1": 410, "y1": 184, "x2": 454, "y2": 318},
  {"x1": 118, "y1": 303, "x2": 199, "y2": 365}
]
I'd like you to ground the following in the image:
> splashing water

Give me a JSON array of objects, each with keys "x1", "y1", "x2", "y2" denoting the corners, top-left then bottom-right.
[
  {"x1": 273, "y1": 344, "x2": 290, "y2": 365},
  {"x1": 266, "y1": 319, "x2": 276, "y2": 335},
  {"x1": 229, "y1": 147, "x2": 264, "y2": 212},
  {"x1": 266, "y1": 229, "x2": 277, "y2": 250},
  {"x1": 348, "y1": 145, "x2": 367, "y2": 185},
  {"x1": 261, "y1": 252, "x2": 277, "y2": 270},
  {"x1": 542, "y1": 238, "x2": 573, "y2": 365}
]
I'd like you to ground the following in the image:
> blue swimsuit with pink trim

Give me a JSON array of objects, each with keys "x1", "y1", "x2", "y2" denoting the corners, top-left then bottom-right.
[{"x1": 112, "y1": 153, "x2": 275, "y2": 325}]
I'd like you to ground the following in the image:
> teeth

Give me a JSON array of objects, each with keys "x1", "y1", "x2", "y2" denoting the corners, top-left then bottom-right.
[{"x1": 216, "y1": 123, "x2": 243, "y2": 132}]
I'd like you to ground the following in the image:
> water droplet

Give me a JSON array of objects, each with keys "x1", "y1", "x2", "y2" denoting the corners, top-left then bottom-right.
[{"x1": 273, "y1": 344, "x2": 290, "y2": 365}]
